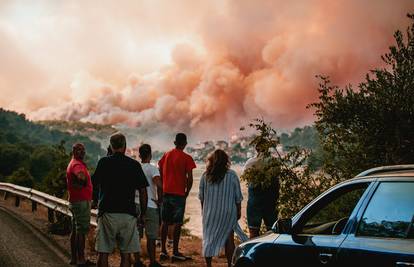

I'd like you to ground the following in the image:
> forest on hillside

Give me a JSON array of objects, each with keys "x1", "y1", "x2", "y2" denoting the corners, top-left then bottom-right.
[{"x1": 0, "y1": 109, "x2": 105, "y2": 197}]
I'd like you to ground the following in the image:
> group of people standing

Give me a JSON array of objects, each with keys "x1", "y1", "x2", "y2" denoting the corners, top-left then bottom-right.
[{"x1": 66, "y1": 132, "x2": 278, "y2": 267}]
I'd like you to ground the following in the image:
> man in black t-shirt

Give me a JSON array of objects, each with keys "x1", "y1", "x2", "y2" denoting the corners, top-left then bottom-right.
[{"x1": 92, "y1": 132, "x2": 148, "y2": 267}]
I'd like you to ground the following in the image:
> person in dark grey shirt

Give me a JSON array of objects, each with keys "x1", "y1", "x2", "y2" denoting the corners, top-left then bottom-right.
[{"x1": 92, "y1": 132, "x2": 148, "y2": 267}]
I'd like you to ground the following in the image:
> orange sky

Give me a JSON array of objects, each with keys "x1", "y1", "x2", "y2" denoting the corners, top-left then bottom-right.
[{"x1": 0, "y1": 0, "x2": 413, "y2": 139}]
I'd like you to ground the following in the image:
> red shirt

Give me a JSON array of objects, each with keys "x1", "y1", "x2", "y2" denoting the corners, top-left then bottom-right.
[
  {"x1": 66, "y1": 158, "x2": 92, "y2": 202},
  {"x1": 158, "y1": 148, "x2": 196, "y2": 196}
]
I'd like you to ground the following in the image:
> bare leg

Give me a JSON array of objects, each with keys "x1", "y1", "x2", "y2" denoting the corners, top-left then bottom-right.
[
  {"x1": 205, "y1": 257, "x2": 212, "y2": 267},
  {"x1": 173, "y1": 223, "x2": 182, "y2": 255},
  {"x1": 147, "y1": 238, "x2": 156, "y2": 264},
  {"x1": 161, "y1": 221, "x2": 169, "y2": 254},
  {"x1": 97, "y1": 253, "x2": 109, "y2": 267},
  {"x1": 70, "y1": 229, "x2": 77, "y2": 264},
  {"x1": 248, "y1": 228, "x2": 260, "y2": 239},
  {"x1": 120, "y1": 253, "x2": 131, "y2": 267},
  {"x1": 168, "y1": 225, "x2": 174, "y2": 242},
  {"x1": 77, "y1": 233, "x2": 86, "y2": 264},
  {"x1": 225, "y1": 231, "x2": 235, "y2": 267}
]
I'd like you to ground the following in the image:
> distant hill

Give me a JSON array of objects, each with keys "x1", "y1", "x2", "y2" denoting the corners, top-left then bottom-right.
[
  {"x1": 0, "y1": 108, "x2": 105, "y2": 164},
  {"x1": 39, "y1": 120, "x2": 118, "y2": 149}
]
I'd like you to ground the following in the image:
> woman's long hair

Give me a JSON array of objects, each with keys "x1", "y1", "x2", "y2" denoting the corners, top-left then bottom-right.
[{"x1": 206, "y1": 149, "x2": 230, "y2": 184}]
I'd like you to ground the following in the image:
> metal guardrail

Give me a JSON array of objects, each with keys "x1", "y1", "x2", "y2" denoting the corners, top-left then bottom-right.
[{"x1": 0, "y1": 182, "x2": 97, "y2": 227}]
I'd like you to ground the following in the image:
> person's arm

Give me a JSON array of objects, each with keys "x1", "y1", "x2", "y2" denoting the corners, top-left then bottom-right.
[
  {"x1": 91, "y1": 171, "x2": 98, "y2": 208},
  {"x1": 136, "y1": 163, "x2": 149, "y2": 219},
  {"x1": 159, "y1": 165, "x2": 163, "y2": 182},
  {"x1": 71, "y1": 164, "x2": 87, "y2": 189},
  {"x1": 152, "y1": 175, "x2": 162, "y2": 188},
  {"x1": 138, "y1": 187, "x2": 148, "y2": 217},
  {"x1": 199, "y1": 174, "x2": 205, "y2": 210},
  {"x1": 91, "y1": 159, "x2": 103, "y2": 208},
  {"x1": 185, "y1": 157, "x2": 196, "y2": 198},
  {"x1": 152, "y1": 175, "x2": 163, "y2": 206},
  {"x1": 185, "y1": 170, "x2": 193, "y2": 198},
  {"x1": 234, "y1": 171, "x2": 243, "y2": 221},
  {"x1": 157, "y1": 156, "x2": 164, "y2": 201}
]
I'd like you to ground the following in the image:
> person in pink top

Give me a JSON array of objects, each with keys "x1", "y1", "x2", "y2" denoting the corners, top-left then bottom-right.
[{"x1": 66, "y1": 143, "x2": 93, "y2": 266}]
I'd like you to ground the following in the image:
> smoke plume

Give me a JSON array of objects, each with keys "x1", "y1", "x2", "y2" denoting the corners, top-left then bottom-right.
[{"x1": 1, "y1": 0, "x2": 413, "y2": 140}]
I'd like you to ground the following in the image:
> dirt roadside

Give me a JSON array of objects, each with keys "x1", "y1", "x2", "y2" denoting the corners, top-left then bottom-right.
[{"x1": 0, "y1": 193, "x2": 231, "y2": 267}]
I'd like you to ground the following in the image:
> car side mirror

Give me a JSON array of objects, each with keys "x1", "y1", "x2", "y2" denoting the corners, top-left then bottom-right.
[{"x1": 272, "y1": 218, "x2": 292, "y2": 234}]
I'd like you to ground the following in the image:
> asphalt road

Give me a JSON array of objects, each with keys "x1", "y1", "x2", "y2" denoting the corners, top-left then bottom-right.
[{"x1": 0, "y1": 207, "x2": 70, "y2": 267}]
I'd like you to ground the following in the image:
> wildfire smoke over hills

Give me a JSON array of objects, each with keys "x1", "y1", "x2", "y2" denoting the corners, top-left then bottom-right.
[{"x1": 0, "y1": 0, "x2": 413, "y2": 140}]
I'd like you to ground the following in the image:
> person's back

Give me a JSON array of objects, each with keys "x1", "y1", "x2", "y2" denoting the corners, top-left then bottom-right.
[
  {"x1": 158, "y1": 133, "x2": 196, "y2": 262},
  {"x1": 243, "y1": 154, "x2": 279, "y2": 238},
  {"x1": 199, "y1": 150, "x2": 246, "y2": 267},
  {"x1": 245, "y1": 156, "x2": 278, "y2": 203},
  {"x1": 136, "y1": 143, "x2": 164, "y2": 267},
  {"x1": 96, "y1": 153, "x2": 147, "y2": 216},
  {"x1": 160, "y1": 148, "x2": 194, "y2": 196},
  {"x1": 92, "y1": 132, "x2": 148, "y2": 267}
]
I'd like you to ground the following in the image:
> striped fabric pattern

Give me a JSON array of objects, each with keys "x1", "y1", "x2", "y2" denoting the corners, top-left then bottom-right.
[{"x1": 199, "y1": 169, "x2": 247, "y2": 257}]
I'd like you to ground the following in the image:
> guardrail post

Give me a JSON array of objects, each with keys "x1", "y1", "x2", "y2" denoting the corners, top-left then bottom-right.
[
  {"x1": 31, "y1": 201, "x2": 37, "y2": 212},
  {"x1": 15, "y1": 196, "x2": 20, "y2": 207},
  {"x1": 47, "y1": 208, "x2": 55, "y2": 223}
]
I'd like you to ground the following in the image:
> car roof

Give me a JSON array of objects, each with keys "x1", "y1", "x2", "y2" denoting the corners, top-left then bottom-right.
[{"x1": 353, "y1": 165, "x2": 414, "y2": 180}]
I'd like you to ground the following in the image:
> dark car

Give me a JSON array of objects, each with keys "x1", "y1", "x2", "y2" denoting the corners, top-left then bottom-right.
[{"x1": 232, "y1": 165, "x2": 414, "y2": 267}]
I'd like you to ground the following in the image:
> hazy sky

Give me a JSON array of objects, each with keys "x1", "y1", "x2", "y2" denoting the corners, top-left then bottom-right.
[{"x1": 0, "y1": 0, "x2": 413, "y2": 139}]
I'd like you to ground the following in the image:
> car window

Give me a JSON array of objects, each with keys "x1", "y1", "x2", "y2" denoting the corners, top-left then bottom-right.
[
  {"x1": 357, "y1": 182, "x2": 414, "y2": 239},
  {"x1": 299, "y1": 183, "x2": 369, "y2": 235}
]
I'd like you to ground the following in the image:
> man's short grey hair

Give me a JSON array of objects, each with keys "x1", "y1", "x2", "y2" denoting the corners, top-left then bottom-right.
[{"x1": 110, "y1": 132, "x2": 126, "y2": 150}]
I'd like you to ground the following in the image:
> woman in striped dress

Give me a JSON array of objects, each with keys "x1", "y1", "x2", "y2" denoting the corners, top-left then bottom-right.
[{"x1": 199, "y1": 149, "x2": 246, "y2": 267}]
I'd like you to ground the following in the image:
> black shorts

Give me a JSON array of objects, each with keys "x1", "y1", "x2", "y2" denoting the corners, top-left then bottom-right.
[
  {"x1": 161, "y1": 194, "x2": 186, "y2": 224},
  {"x1": 247, "y1": 199, "x2": 277, "y2": 230}
]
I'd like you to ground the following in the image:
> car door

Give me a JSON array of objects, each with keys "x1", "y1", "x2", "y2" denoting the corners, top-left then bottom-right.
[
  {"x1": 265, "y1": 181, "x2": 372, "y2": 267},
  {"x1": 337, "y1": 180, "x2": 414, "y2": 267}
]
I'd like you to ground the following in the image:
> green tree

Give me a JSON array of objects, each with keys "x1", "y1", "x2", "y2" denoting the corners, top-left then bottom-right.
[
  {"x1": 41, "y1": 141, "x2": 71, "y2": 198},
  {"x1": 241, "y1": 119, "x2": 334, "y2": 218},
  {"x1": 308, "y1": 14, "x2": 414, "y2": 180},
  {"x1": 279, "y1": 126, "x2": 324, "y2": 171},
  {"x1": 29, "y1": 146, "x2": 58, "y2": 184},
  {"x1": 0, "y1": 144, "x2": 30, "y2": 178},
  {"x1": 6, "y1": 168, "x2": 34, "y2": 188}
]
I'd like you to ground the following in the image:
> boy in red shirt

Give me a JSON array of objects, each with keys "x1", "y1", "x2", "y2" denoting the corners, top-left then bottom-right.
[
  {"x1": 66, "y1": 143, "x2": 93, "y2": 266},
  {"x1": 158, "y1": 133, "x2": 196, "y2": 262}
]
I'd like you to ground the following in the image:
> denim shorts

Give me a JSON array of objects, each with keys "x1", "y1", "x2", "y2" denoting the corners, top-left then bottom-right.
[{"x1": 161, "y1": 194, "x2": 186, "y2": 224}]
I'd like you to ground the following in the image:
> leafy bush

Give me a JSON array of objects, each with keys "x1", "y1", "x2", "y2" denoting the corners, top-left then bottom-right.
[
  {"x1": 241, "y1": 119, "x2": 336, "y2": 218},
  {"x1": 308, "y1": 14, "x2": 414, "y2": 180},
  {"x1": 6, "y1": 168, "x2": 34, "y2": 188}
]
